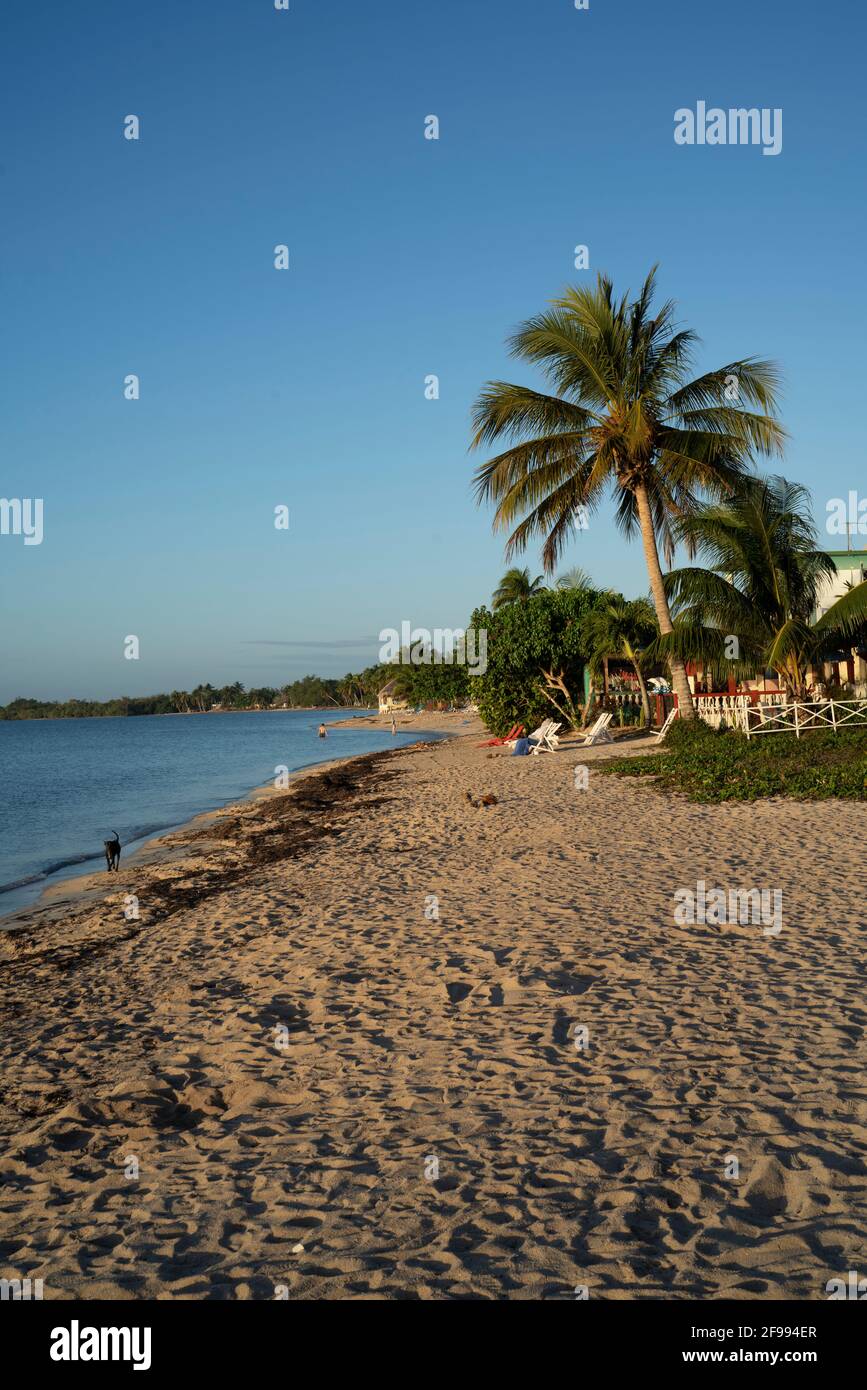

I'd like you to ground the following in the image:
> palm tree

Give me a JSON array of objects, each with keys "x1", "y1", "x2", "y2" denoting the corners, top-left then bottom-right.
[
  {"x1": 657, "y1": 475, "x2": 867, "y2": 699},
  {"x1": 555, "y1": 566, "x2": 594, "y2": 592},
  {"x1": 190, "y1": 682, "x2": 215, "y2": 712},
  {"x1": 471, "y1": 267, "x2": 785, "y2": 719},
  {"x1": 492, "y1": 566, "x2": 546, "y2": 609},
  {"x1": 586, "y1": 596, "x2": 658, "y2": 726},
  {"x1": 337, "y1": 672, "x2": 364, "y2": 706}
]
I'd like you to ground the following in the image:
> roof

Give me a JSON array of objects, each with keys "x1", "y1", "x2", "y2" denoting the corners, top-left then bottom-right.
[
  {"x1": 378, "y1": 678, "x2": 400, "y2": 696},
  {"x1": 826, "y1": 549, "x2": 867, "y2": 565}
]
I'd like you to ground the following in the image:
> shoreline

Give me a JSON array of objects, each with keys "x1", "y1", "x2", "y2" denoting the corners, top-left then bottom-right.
[
  {"x1": 2, "y1": 724, "x2": 865, "y2": 1299},
  {"x1": 0, "y1": 706, "x2": 381, "y2": 723},
  {"x1": 0, "y1": 752, "x2": 355, "y2": 939},
  {"x1": 0, "y1": 711, "x2": 476, "y2": 936}
]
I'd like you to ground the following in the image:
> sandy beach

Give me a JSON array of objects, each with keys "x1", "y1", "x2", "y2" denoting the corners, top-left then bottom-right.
[{"x1": 1, "y1": 719, "x2": 865, "y2": 1301}]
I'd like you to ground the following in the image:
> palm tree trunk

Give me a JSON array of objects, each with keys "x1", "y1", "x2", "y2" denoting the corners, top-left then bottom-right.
[
  {"x1": 580, "y1": 677, "x2": 596, "y2": 728},
  {"x1": 633, "y1": 481, "x2": 696, "y2": 721},
  {"x1": 602, "y1": 656, "x2": 610, "y2": 701},
  {"x1": 633, "y1": 661, "x2": 652, "y2": 728}
]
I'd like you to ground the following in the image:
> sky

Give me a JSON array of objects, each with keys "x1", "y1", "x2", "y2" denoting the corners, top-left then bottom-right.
[{"x1": 1, "y1": 0, "x2": 865, "y2": 701}]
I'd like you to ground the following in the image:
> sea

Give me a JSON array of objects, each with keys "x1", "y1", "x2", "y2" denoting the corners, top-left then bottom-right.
[{"x1": 0, "y1": 709, "x2": 446, "y2": 919}]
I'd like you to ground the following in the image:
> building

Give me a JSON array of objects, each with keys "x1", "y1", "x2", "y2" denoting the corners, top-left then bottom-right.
[
  {"x1": 812, "y1": 547, "x2": 867, "y2": 694},
  {"x1": 682, "y1": 546, "x2": 867, "y2": 701},
  {"x1": 377, "y1": 679, "x2": 409, "y2": 715},
  {"x1": 814, "y1": 548, "x2": 867, "y2": 616}
]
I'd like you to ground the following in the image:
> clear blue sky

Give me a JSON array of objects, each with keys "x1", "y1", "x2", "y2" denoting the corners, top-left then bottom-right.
[{"x1": 2, "y1": 0, "x2": 865, "y2": 701}]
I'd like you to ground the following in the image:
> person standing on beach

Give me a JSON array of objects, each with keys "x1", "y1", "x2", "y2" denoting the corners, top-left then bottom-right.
[
  {"x1": 391, "y1": 717, "x2": 396, "y2": 735},
  {"x1": 318, "y1": 723, "x2": 327, "y2": 738}
]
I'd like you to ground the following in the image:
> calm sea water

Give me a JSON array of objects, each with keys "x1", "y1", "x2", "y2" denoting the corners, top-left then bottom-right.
[{"x1": 0, "y1": 710, "x2": 446, "y2": 918}]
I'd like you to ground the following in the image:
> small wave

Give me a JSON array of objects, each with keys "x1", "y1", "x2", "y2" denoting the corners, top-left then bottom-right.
[
  {"x1": 0, "y1": 871, "x2": 50, "y2": 893},
  {"x1": 123, "y1": 820, "x2": 180, "y2": 844},
  {"x1": 0, "y1": 822, "x2": 179, "y2": 897},
  {"x1": 0, "y1": 852, "x2": 98, "y2": 894}
]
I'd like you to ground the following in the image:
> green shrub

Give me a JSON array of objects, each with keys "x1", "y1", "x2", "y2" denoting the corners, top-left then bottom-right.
[
  {"x1": 467, "y1": 589, "x2": 598, "y2": 736},
  {"x1": 599, "y1": 722, "x2": 867, "y2": 801}
]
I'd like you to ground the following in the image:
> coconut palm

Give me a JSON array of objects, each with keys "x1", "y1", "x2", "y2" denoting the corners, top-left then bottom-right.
[
  {"x1": 657, "y1": 475, "x2": 867, "y2": 698},
  {"x1": 586, "y1": 596, "x2": 659, "y2": 726},
  {"x1": 555, "y1": 566, "x2": 594, "y2": 592},
  {"x1": 492, "y1": 566, "x2": 546, "y2": 609},
  {"x1": 471, "y1": 267, "x2": 785, "y2": 719},
  {"x1": 334, "y1": 672, "x2": 361, "y2": 706}
]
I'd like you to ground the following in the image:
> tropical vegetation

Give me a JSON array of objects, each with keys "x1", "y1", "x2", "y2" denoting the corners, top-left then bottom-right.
[
  {"x1": 585, "y1": 595, "x2": 658, "y2": 727},
  {"x1": 471, "y1": 267, "x2": 787, "y2": 719},
  {"x1": 491, "y1": 567, "x2": 547, "y2": 609},
  {"x1": 0, "y1": 663, "x2": 472, "y2": 721},
  {"x1": 654, "y1": 475, "x2": 867, "y2": 698},
  {"x1": 0, "y1": 673, "x2": 385, "y2": 720},
  {"x1": 468, "y1": 584, "x2": 604, "y2": 735},
  {"x1": 600, "y1": 717, "x2": 867, "y2": 802}
]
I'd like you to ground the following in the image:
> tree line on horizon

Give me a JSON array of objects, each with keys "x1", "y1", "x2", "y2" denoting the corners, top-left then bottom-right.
[
  {"x1": 0, "y1": 673, "x2": 384, "y2": 720},
  {"x1": 0, "y1": 660, "x2": 480, "y2": 721}
]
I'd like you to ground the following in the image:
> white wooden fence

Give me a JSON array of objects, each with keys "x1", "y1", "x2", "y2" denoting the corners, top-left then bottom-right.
[
  {"x1": 743, "y1": 698, "x2": 867, "y2": 739},
  {"x1": 692, "y1": 693, "x2": 867, "y2": 737},
  {"x1": 694, "y1": 694, "x2": 755, "y2": 732}
]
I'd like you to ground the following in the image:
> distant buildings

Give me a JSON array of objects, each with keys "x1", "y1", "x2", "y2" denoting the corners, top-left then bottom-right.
[
  {"x1": 683, "y1": 547, "x2": 867, "y2": 699},
  {"x1": 813, "y1": 548, "x2": 867, "y2": 694},
  {"x1": 377, "y1": 679, "x2": 408, "y2": 715},
  {"x1": 814, "y1": 549, "x2": 867, "y2": 617}
]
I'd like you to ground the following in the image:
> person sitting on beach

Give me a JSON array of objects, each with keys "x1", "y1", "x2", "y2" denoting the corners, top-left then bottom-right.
[{"x1": 318, "y1": 723, "x2": 327, "y2": 738}]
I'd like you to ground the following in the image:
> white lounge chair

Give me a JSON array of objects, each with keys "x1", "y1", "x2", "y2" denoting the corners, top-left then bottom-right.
[
  {"x1": 655, "y1": 707, "x2": 678, "y2": 742},
  {"x1": 506, "y1": 718, "x2": 553, "y2": 748},
  {"x1": 580, "y1": 712, "x2": 613, "y2": 745},
  {"x1": 530, "y1": 720, "x2": 562, "y2": 754}
]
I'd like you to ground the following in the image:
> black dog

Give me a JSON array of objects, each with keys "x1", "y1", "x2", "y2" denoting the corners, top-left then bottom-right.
[{"x1": 104, "y1": 831, "x2": 121, "y2": 872}]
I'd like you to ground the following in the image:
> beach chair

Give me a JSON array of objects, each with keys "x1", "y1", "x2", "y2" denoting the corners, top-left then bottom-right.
[
  {"x1": 509, "y1": 718, "x2": 553, "y2": 748},
  {"x1": 478, "y1": 722, "x2": 523, "y2": 747},
  {"x1": 530, "y1": 720, "x2": 562, "y2": 754},
  {"x1": 580, "y1": 712, "x2": 613, "y2": 745},
  {"x1": 655, "y1": 707, "x2": 678, "y2": 742}
]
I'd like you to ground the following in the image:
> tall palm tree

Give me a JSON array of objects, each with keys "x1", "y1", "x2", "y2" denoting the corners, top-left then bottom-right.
[
  {"x1": 492, "y1": 566, "x2": 546, "y2": 609},
  {"x1": 657, "y1": 475, "x2": 867, "y2": 698},
  {"x1": 586, "y1": 596, "x2": 658, "y2": 726},
  {"x1": 470, "y1": 267, "x2": 785, "y2": 719}
]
